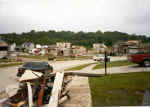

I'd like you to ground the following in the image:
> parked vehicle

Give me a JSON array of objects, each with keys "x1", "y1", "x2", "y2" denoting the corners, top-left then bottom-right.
[
  {"x1": 93, "y1": 54, "x2": 110, "y2": 61},
  {"x1": 128, "y1": 51, "x2": 150, "y2": 67},
  {"x1": 17, "y1": 61, "x2": 53, "y2": 77}
]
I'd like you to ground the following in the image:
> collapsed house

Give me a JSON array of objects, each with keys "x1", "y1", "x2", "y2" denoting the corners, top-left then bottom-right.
[
  {"x1": 0, "y1": 40, "x2": 8, "y2": 59},
  {"x1": 93, "y1": 43, "x2": 107, "y2": 54},
  {"x1": 22, "y1": 42, "x2": 35, "y2": 51},
  {"x1": 112, "y1": 40, "x2": 142, "y2": 55},
  {"x1": 56, "y1": 42, "x2": 72, "y2": 56},
  {"x1": 72, "y1": 45, "x2": 87, "y2": 56},
  {"x1": 47, "y1": 42, "x2": 87, "y2": 56},
  {"x1": 10, "y1": 43, "x2": 16, "y2": 52},
  {"x1": 26, "y1": 42, "x2": 88, "y2": 57},
  {"x1": 47, "y1": 45, "x2": 58, "y2": 56}
]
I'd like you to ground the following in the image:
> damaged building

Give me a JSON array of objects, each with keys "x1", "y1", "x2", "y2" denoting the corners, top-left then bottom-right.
[
  {"x1": 72, "y1": 45, "x2": 87, "y2": 56},
  {"x1": 93, "y1": 43, "x2": 107, "y2": 54},
  {"x1": 56, "y1": 42, "x2": 72, "y2": 56},
  {"x1": 112, "y1": 40, "x2": 142, "y2": 55},
  {"x1": 47, "y1": 42, "x2": 87, "y2": 56},
  {"x1": 0, "y1": 40, "x2": 8, "y2": 59}
]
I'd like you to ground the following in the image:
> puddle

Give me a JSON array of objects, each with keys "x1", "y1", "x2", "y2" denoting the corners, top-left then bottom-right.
[{"x1": 142, "y1": 90, "x2": 150, "y2": 106}]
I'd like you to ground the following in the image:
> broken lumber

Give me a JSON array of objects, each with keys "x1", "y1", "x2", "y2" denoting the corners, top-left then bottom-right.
[
  {"x1": 49, "y1": 72, "x2": 101, "y2": 77},
  {"x1": 27, "y1": 82, "x2": 33, "y2": 107},
  {"x1": 65, "y1": 71, "x2": 101, "y2": 77},
  {"x1": 46, "y1": 72, "x2": 64, "y2": 107},
  {"x1": 59, "y1": 95, "x2": 68, "y2": 105}
]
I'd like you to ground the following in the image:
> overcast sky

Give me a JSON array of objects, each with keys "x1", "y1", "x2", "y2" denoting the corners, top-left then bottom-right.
[{"x1": 0, "y1": 0, "x2": 150, "y2": 36}]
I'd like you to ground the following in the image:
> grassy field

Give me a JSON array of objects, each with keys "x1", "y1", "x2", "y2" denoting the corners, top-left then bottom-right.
[
  {"x1": 0, "y1": 62, "x2": 23, "y2": 68},
  {"x1": 93, "y1": 60, "x2": 134, "y2": 70},
  {"x1": 65, "y1": 63, "x2": 97, "y2": 71},
  {"x1": 143, "y1": 42, "x2": 150, "y2": 46},
  {"x1": 20, "y1": 55, "x2": 48, "y2": 60},
  {"x1": 89, "y1": 72, "x2": 150, "y2": 106},
  {"x1": 143, "y1": 43, "x2": 150, "y2": 50},
  {"x1": 0, "y1": 59, "x2": 10, "y2": 63}
]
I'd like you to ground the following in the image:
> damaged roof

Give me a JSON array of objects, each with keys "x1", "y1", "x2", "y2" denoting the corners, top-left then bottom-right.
[{"x1": 0, "y1": 40, "x2": 8, "y2": 47}]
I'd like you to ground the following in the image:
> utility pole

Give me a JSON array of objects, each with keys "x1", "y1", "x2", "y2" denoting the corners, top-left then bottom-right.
[{"x1": 104, "y1": 51, "x2": 107, "y2": 75}]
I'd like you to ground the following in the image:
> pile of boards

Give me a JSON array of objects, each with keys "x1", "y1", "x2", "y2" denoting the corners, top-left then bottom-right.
[
  {"x1": 0, "y1": 70, "x2": 100, "y2": 107},
  {"x1": 1, "y1": 71, "x2": 71, "y2": 107}
]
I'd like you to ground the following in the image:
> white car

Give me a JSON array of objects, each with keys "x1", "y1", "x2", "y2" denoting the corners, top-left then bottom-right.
[
  {"x1": 93, "y1": 54, "x2": 110, "y2": 62},
  {"x1": 93, "y1": 54, "x2": 105, "y2": 61}
]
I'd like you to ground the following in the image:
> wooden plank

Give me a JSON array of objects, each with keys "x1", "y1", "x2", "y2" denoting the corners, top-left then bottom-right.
[
  {"x1": 49, "y1": 72, "x2": 101, "y2": 77},
  {"x1": 46, "y1": 72, "x2": 64, "y2": 107},
  {"x1": 65, "y1": 71, "x2": 101, "y2": 77},
  {"x1": 27, "y1": 82, "x2": 33, "y2": 107}
]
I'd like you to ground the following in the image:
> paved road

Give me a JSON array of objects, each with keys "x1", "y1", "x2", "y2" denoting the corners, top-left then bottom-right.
[
  {"x1": 0, "y1": 59, "x2": 95, "y2": 89},
  {"x1": 72, "y1": 65, "x2": 150, "y2": 75},
  {"x1": 0, "y1": 66, "x2": 19, "y2": 89},
  {"x1": 0, "y1": 56, "x2": 127, "y2": 88},
  {"x1": 62, "y1": 65, "x2": 95, "y2": 107},
  {"x1": 49, "y1": 59, "x2": 95, "y2": 72}
]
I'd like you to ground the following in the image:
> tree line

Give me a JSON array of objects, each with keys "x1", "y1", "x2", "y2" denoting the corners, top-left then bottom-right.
[{"x1": 1, "y1": 30, "x2": 150, "y2": 49}]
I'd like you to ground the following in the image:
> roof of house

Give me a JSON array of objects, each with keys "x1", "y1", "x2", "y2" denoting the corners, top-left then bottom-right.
[
  {"x1": 48, "y1": 45, "x2": 57, "y2": 49},
  {"x1": 23, "y1": 42, "x2": 34, "y2": 46},
  {"x1": 0, "y1": 40, "x2": 8, "y2": 47}
]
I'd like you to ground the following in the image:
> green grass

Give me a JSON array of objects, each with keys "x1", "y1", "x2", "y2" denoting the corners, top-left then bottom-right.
[
  {"x1": 89, "y1": 72, "x2": 150, "y2": 106},
  {"x1": 65, "y1": 63, "x2": 96, "y2": 71},
  {"x1": 0, "y1": 59, "x2": 10, "y2": 63},
  {"x1": 93, "y1": 60, "x2": 134, "y2": 70},
  {"x1": 143, "y1": 42, "x2": 150, "y2": 46},
  {"x1": 20, "y1": 55, "x2": 48, "y2": 60},
  {"x1": 0, "y1": 62, "x2": 23, "y2": 68}
]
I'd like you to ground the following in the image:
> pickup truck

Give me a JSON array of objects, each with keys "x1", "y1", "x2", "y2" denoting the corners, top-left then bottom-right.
[{"x1": 128, "y1": 52, "x2": 150, "y2": 67}]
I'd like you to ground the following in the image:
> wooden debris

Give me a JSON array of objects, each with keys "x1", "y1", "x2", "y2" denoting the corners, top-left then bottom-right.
[
  {"x1": 27, "y1": 82, "x2": 33, "y2": 107},
  {"x1": 49, "y1": 72, "x2": 101, "y2": 77},
  {"x1": 46, "y1": 72, "x2": 64, "y2": 107},
  {"x1": 59, "y1": 95, "x2": 68, "y2": 105},
  {"x1": 65, "y1": 71, "x2": 101, "y2": 77}
]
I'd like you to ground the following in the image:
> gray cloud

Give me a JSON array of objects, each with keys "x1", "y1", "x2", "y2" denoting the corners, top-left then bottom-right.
[{"x1": 0, "y1": 0, "x2": 150, "y2": 36}]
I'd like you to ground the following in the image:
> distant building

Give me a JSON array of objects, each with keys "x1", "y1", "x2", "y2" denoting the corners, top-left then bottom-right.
[
  {"x1": 47, "y1": 45, "x2": 58, "y2": 56},
  {"x1": 10, "y1": 43, "x2": 16, "y2": 52},
  {"x1": 56, "y1": 42, "x2": 72, "y2": 49},
  {"x1": 15, "y1": 45, "x2": 23, "y2": 52},
  {"x1": 56, "y1": 42, "x2": 72, "y2": 56},
  {"x1": 112, "y1": 40, "x2": 142, "y2": 55},
  {"x1": 72, "y1": 46, "x2": 87, "y2": 56},
  {"x1": 22, "y1": 42, "x2": 35, "y2": 51},
  {"x1": 0, "y1": 40, "x2": 8, "y2": 58},
  {"x1": 128, "y1": 47, "x2": 143, "y2": 54},
  {"x1": 36, "y1": 44, "x2": 42, "y2": 49},
  {"x1": 61, "y1": 48, "x2": 72, "y2": 56},
  {"x1": 93, "y1": 43, "x2": 107, "y2": 54},
  {"x1": 47, "y1": 42, "x2": 88, "y2": 56}
]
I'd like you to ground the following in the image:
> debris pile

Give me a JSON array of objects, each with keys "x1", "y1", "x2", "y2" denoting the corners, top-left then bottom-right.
[
  {"x1": 0, "y1": 68, "x2": 100, "y2": 107},
  {"x1": 1, "y1": 70, "x2": 71, "y2": 107}
]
